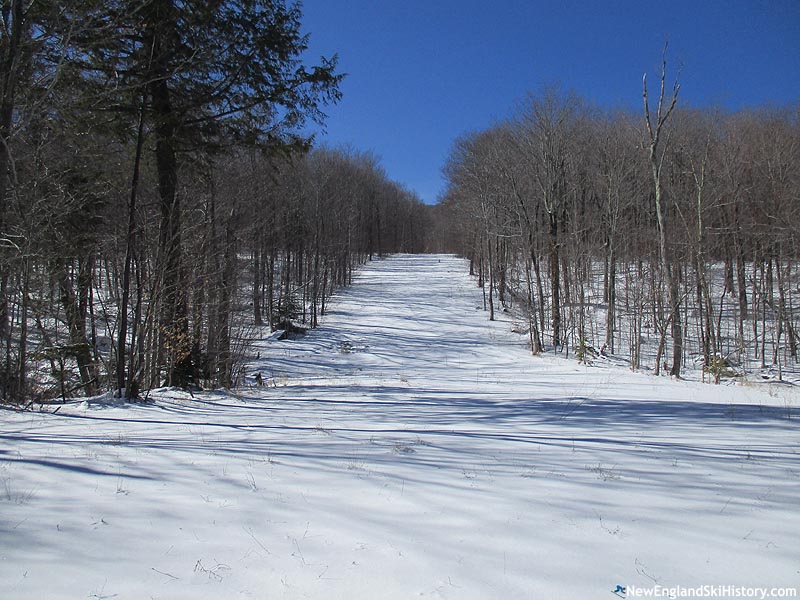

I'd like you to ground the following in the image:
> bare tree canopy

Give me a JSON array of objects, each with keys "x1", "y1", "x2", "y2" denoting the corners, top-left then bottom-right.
[{"x1": 439, "y1": 79, "x2": 800, "y2": 381}]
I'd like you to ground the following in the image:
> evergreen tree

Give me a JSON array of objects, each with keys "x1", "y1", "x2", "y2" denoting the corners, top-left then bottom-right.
[{"x1": 60, "y1": 0, "x2": 343, "y2": 388}]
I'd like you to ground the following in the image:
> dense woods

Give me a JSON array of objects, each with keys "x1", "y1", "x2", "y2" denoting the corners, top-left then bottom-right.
[
  {"x1": 0, "y1": 1, "x2": 427, "y2": 402},
  {"x1": 437, "y1": 73, "x2": 800, "y2": 381}
]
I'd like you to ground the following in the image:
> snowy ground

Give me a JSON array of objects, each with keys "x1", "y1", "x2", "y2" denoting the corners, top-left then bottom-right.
[{"x1": 2, "y1": 254, "x2": 798, "y2": 599}]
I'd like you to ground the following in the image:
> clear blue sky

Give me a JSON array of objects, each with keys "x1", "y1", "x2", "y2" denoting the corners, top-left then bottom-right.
[{"x1": 300, "y1": 0, "x2": 800, "y2": 204}]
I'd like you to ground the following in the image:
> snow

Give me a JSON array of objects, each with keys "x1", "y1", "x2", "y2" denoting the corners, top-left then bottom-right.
[{"x1": 2, "y1": 254, "x2": 798, "y2": 599}]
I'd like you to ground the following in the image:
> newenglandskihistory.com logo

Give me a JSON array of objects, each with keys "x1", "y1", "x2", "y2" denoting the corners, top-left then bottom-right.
[{"x1": 612, "y1": 584, "x2": 798, "y2": 599}]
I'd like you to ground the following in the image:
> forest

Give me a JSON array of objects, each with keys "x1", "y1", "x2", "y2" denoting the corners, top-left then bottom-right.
[
  {"x1": 0, "y1": 1, "x2": 428, "y2": 402},
  {"x1": 435, "y1": 68, "x2": 800, "y2": 382},
  {"x1": 1, "y1": 2, "x2": 798, "y2": 404}
]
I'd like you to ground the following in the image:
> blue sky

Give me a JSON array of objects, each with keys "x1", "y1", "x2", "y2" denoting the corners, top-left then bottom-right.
[{"x1": 300, "y1": 0, "x2": 800, "y2": 204}]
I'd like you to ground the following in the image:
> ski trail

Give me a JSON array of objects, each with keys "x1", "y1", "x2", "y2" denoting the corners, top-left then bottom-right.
[{"x1": 1, "y1": 254, "x2": 797, "y2": 599}]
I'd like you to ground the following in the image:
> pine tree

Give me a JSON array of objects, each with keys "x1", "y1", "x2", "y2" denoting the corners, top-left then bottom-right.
[{"x1": 59, "y1": 0, "x2": 343, "y2": 388}]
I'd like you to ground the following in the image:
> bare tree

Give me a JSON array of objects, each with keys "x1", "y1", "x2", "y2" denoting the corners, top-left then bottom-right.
[{"x1": 643, "y1": 46, "x2": 682, "y2": 377}]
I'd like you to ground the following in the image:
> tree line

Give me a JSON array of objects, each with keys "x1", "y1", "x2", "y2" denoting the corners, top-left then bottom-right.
[
  {"x1": 0, "y1": 1, "x2": 427, "y2": 402},
  {"x1": 436, "y1": 64, "x2": 799, "y2": 381}
]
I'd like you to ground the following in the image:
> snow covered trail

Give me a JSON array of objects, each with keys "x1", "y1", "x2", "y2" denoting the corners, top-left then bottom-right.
[{"x1": 2, "y1": 254, "x2": 798, "y2": 599}]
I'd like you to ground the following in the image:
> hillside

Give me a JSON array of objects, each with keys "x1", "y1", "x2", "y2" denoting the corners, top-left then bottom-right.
[{"x1": 2, "y1": 255, "x2": 797, "y2": 599}]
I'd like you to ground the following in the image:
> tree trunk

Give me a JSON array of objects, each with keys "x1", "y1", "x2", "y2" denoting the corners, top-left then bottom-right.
[
  {"x1": 138, "y1": 0, "x2": 192, "y2": 388},
  {"x1": 216, "y1": 214, "x2": 236, "y2": 388},
  {"x1": 736, "y1": 249, "x2": 748, "y2": 336},
  {"x1": 253, "y1": 229, "x2": 263, "y2": 326},
  {"x1": 525, "y1": 257, "x2": 543, "y2": 354},
  {"x1": 548, "y1": 212, "x2": 561, "y2": 346},
  {"x1": 55, "y1": 261, "x2": 98, "y2": 396},
  {"x1": 643, "y1": 56, "x2": 682, "y2": 377},
  {"x1": 0, "y1": 0, "x2": 26, "y2": 398},
  {"x1": 486, "y1": 234, "x2": 495, "y2": 321},
  {"x1": 605, "y1": 244, "x2": 616, "y2": 353},
  {"x1": 116, "y1": 91, "x2": 147, "y2": 397}
]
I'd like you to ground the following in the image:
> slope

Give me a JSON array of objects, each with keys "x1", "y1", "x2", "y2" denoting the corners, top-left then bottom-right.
[{"x1": 1, "y1": 254, "x2": 797, "y2": 599}]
